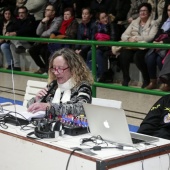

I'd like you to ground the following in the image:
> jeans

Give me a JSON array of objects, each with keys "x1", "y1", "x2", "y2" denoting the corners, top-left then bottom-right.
[
  {"x1": 86, "y1": 49, "x2": 106, "y2": 77},
  {"x1": 1, "y1": 43, "x2": 13, "y2": 66},
  {"x1": 145, "y1": 51, "x2": 163, "y2": 79}
]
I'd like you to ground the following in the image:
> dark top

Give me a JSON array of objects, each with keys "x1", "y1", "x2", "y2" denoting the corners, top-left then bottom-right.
[
  {"x1": 113, "y1": 0, "x2": 131, "y2": 23},
  {"x1": 90, "y1": 0, "x2": 117, "y2": 19},
  {"x1": 138, "y1": 94, "x2": 170, "y2": 140},
  {"x1": 0, "y1": 17, "x2": 17, "y2": 35},
  {"x1": 14, "y1": 15, "x2": 37, "y2": 37},
  {"x1": 75, "y1": 20, "x2": 95, "y2": 51}
]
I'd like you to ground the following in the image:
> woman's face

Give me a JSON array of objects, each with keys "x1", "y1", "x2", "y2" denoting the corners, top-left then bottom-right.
[
  {"x1": 139, "y1": 6, "x2": 150, "y2": 20},
  {"x1": 167, "y1": 5, "x2": 170, "y2": 18},
  {"x1": 82, "y1": 9, "x2": 91, "y2": 22},
  {"x1": 99, "y1": 13, "x2": 108, "y2": 25},
  {"x1": 64, "y1": 11, "x2": 72, "y2": 20},
  {"x1": 52, "y1": 56, "x2": 72, "y2": 84},
  {"x1": 4, "y1": 10, "x2": 11, "y2": 21}
]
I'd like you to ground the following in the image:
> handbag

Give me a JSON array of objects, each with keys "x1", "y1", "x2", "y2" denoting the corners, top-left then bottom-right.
[
  {"x1": 155, "y1": 34, "x2": 168, "y2": 42},
  {"x1": 111, "y1": 41, "x2": 146, "y2": 55},
  {"x1": 111, "y1": 45, "x2": 122, "y2": 55}
]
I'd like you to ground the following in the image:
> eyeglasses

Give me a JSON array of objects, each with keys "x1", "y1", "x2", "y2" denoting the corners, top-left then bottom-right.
[
  {"x1": 50, "y1": 67, "x2": 69, "y2": 73},
  {"x1": 18, "y1": 11, "x2": 26, "y2": 14},
  {"x1": 167, "y1": 9, "x2": 170, "y2": 11},
  {"x1": 45, "y1": 9, "x2": 54, "y2": 11},
  {"x1": 139, "y1": 10, "x2": 148, "y2": 13}
]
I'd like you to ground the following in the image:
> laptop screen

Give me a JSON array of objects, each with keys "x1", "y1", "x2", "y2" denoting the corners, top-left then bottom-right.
[
  {"x1": 83, "y1": 103, "x2": 133, "y2": 146},
  {"x1": 83, "y1": 103, "x2": 159, "y2": 146}
]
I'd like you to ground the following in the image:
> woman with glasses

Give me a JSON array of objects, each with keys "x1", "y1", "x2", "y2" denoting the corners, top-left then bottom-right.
[
  {"x1": 27, "y1": 48, "x2": 93, "y2": 116},
  {"x1": 118, "y1": 3, "x2": 158, "y2": 87}
]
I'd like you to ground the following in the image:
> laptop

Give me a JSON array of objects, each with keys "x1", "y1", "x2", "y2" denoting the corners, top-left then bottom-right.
[{"x1": 83, "y1": 103, "x2": 159, "y2": 146}]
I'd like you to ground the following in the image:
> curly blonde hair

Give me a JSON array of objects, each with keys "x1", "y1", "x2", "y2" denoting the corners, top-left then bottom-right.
[{"x1": 48, "y1": 48, "x2": 94, "y2": 86}]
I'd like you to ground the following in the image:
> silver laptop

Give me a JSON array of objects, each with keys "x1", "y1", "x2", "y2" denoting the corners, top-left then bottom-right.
[{"x1": 83, "y1": 103, "x2": 159, "y2": 146}]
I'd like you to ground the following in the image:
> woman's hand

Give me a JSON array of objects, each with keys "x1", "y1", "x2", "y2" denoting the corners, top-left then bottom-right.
[
  {"x1": 128, "y1": 37, "x2": 137, "y2": 42},
  {"x1": 27, "y1": 102, "x2": 50, "y2": 113},
  {"x1": 128, "y1": 17, "x2": 133, "y2": 23},
  {"x1": 153, "y1": 41, "x2": 163, "y2": 43},
  {"x1": 35, "y1": 88, "x2": 48, "y2": 102}
]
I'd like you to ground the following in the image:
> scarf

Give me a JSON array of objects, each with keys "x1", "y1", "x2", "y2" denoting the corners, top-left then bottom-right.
[
  {"x1": 59, "y1": 17, "x2": 74, "y2": 35},
  {"x1": 52, "y1": 78, "x2": 75, "y2": 104}
]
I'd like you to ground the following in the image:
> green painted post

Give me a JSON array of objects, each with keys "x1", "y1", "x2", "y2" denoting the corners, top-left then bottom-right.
[{"x1": 91, "y1": 44, "x2": 96, "y2": 97}]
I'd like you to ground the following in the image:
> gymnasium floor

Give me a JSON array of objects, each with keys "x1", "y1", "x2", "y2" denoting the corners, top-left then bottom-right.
[{"x1": 0, "y1": 72, "x2": 161, "y2": 131}]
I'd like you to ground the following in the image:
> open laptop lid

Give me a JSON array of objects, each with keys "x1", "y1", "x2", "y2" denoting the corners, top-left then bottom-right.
[
  {"x1": 83, "y1": 103, "x2": 133, "y2": 146},
  {"x1": 83, "y1": 103, "x2": 159, "y2": 146}
]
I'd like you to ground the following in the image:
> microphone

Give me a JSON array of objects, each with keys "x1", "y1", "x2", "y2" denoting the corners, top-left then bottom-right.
[{"x1": 40, "y1": 80, "x2": 57, "y2": 102}]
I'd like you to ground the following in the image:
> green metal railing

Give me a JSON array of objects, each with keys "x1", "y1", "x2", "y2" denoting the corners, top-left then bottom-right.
[{"x1": 0, "y1": 35, "x2": 170, "y2": 97}]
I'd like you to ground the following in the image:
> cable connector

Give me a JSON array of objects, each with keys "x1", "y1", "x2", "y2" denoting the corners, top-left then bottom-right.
[
  {"x1": 92, "y1": 146, "x2": 102, "y2": 151},
  {"x1": 70, "y1": 147, "x2": 82, "y2": 151}
]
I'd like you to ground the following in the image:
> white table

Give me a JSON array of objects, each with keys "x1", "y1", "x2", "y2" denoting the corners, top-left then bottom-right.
[{"x1": 0, "y1": 122, "x2": 170, "y2": 170}]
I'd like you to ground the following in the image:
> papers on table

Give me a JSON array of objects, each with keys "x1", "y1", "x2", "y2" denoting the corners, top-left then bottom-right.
[{"x1": 0, "y1": 105, "x2": 45, "y2": 121}]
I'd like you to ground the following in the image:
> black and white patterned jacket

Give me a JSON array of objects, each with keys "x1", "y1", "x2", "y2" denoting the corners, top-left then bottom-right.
[{"x1": 27, "y1": 81, "x2": 92, "y2": 116}]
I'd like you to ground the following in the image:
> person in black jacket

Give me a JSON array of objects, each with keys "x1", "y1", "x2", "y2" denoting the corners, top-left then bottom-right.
[
  {"x1": 138, "y1": 94, "x2": 170, "y2": 140},
  {"x1": 74, "y1": 7, "x2": 95, "y2": 61},
  {"x1": 7, "y1": 6, "x2": 37, "y2": 71}
]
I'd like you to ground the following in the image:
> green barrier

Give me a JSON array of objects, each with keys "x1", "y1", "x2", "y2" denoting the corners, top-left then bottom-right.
[
  {"x1": 0, "y1": 68, "x2": 48, "y2": 78},
  {"x1": 0, "y1": 35, "x2": 170, "y2": 97}
]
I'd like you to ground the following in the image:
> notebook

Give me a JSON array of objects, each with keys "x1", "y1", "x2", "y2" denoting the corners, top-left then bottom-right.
[
  {"x1": 83, "y1": 103, "x2": 159, "y2": 146},
  {"x1": 0, "y1": 105, "x2": 45, "y2": 121}
]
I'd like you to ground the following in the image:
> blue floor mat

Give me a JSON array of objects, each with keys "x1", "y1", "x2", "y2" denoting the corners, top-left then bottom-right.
[
  {"x1": 128, "y1": 124, "x2": 139, "y2": 132},
  {"x1": 0, "y1": 97, "x2": 23, "y2": 105}
]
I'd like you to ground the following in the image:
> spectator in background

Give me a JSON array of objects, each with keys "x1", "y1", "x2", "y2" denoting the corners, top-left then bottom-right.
[
  {"x1": 0, "y1": 0, "x2": 16, "y2": 15},
  {"x1": 48, "y1": 7, "x2": 78, "y2": 56},
  {"x1": 74, "y1": 8, "x2": 95, "y2": 61},
  {"x1": 111, "y1": 0, "x2": 131, "y2": 40},
  {"x1": 28, "y1": 4, "x2": 62, "y2": 74},
  {"x1": 7, "y1": 6, "x2": 37, "y2": 71},
  {"x1": 25, "y1": 0, "x2": 47, "y2": 24},
  {"x1": 118, "y1": 3, "x2": 158, "y2": 87},
  {"x1": 127, "y1": 0, "x2": 148, "y2": 25},
  {"x1": 72, "y1": 0, "x2": 91, "y2": 19},
  {"x1": 145, "y1": 2, "x2": 170, "y2": 90},
  {"x1": 86, "y1": 10, "x2": 117, "y2": 83},
  {"x1": 148, "y1": 0, "x2": 165, "y2": 25},
  {"x1": 0, "y1": 7, "x2": 16, "y2": 69},
  {"x1": 47, "y1": 0, "x2": 64, "y2": 17},
  {"x1": 162, "y1": 0, "x2": 170, "y2": 22},
  {"x1": 90, "y1": 0, "x2": 117, "y2": 20}
]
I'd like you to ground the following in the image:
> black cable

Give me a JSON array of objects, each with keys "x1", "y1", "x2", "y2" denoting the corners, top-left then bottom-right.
[
  {"x1": 133, "y1": 147, "x2": 144, "y2": 170},
  {"x1": 65, "y1": 148, "x2": 82, "y2": 170},
  {"x1": 0, "y1": 121, "x2": 8, "y2": 129}
]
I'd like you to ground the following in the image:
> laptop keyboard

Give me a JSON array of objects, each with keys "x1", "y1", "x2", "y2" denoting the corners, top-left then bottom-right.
[{"x1": 132, "y1": 137, "x2": 145, "y2": 144}]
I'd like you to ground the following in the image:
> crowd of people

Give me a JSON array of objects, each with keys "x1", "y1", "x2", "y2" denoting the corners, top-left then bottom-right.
[{"x1": 0, "y1": 0, "x2": 170, "y2": 91}]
